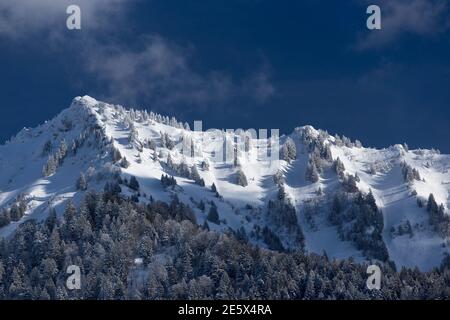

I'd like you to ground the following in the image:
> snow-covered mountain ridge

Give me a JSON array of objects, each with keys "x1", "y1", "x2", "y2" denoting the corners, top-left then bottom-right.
[{"x1": 1, "y1": 96, "x2": 449, "y2": 271}]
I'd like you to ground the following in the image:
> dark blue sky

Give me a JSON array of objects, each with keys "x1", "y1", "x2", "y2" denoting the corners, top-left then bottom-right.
[{"x1": 1, "y1": 0, "x2": 449, "y2": 151}]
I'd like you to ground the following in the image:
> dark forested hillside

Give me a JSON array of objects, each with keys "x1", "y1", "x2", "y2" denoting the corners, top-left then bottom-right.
[{"x1": 0, "y1": 191, "x2": 449, "y2": 300}]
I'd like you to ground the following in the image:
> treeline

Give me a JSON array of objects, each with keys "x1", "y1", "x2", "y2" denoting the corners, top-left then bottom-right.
[
  {"x1": 0, "y1": 194, "x2": 28, "y2": 228},
  {"x1": 427, "y1": 193, "x2": 450, "y2": 237},
  {"x1": 166, "y1": 154, "x2": 205, "y2": 187},
  {"x1": 0, "y1": 192, "x2": 449, "y2": 300},
  {"x1": 329, "y1": 190, "x2": 388, "y2": 262}
]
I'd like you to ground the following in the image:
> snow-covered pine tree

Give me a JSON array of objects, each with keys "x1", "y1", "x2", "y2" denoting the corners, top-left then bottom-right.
[
  {"x1": 0, "y1": 208, "x2": 10, "y2": 228},
  {"x1": 76, "y1": 172, "x2": 87, "y2": 191},
  {"x1": 129, "y1": 176, "x2": 140, "y2": 191},
  {"x1": 147, "y1": 139, "x2": 156, "y2": 151},
  {"x1": 57, "y1": 140, "x2": 68, "y2": 164},
  {"x1": 160, "y1": 131, "x2": 167, "y2": 148},
  {"x1": 305, "y1": 157, "x2": 319, "y2": 183},
  {"x1": 244, "y1": 135, "x2": 251, "y2": 153},
  {"x1": 282, "y1": 137, "x2": 296, "y2": 163},
  {"x1": 165, "y1": 133, "x2": 175, "y2": 150},
  {"x1": 178, "y1": 160, "x2": 190, "y2": 178},
  {"x1": 236, "y1": 169, "x2": 248, "y2": 187},
  {"x1": 161, "y1": 175, "x2": 177, "y2": 188},
  {"x1": 427, "y1": 193, "x2": 450, "y2": 235},
  {"x1": 342, "y1": 174, "x2": 358, "y2": 193},
  {"x1": 201, "y1": 159, "x2": 210, "y2": 171},
  {"x1": 233, "y1": 146, "x2": 240, "y2": 167},
  {"x1": 334, "y1": 157, "x2": 345, "y2": 178},
  {"x1": 190, "y1": 165, "x2": 205, "y2": 186},
  {"x1": 166, "y1": 153, "x2": 174, "y2": 169},
  {"x1": 120, "y1": 157, "x2": 130, "y2": 168},
  {"x1": 401, "y1": 162, "x2": 421, "y2": 183},
  {"x1": 42, "y1": 155, "x2": 58, "y2": 177},
  {"x1": 273, "y1": 170, "x2": 285, "y2": 186},
  {"x1": 190, "y1": 140, "x2": 195, "y2": 158}
]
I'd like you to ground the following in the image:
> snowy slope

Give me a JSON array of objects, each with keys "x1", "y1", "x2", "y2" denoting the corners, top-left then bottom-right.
[
  {"x1": 329, "y1": 144, "x2": 450, "y2": 270},
  {"x1": 0, "y1": 96, "x2": 449, "y2": 271}
]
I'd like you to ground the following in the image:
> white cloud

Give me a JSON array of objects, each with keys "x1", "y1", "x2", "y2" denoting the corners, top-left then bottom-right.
[
  {"x1": 242, "y1": 67, "x2": 275, "y2": 104},
  {"x1": 357, "y1": 0, "x2": 450, "y2": 50},
  {"x1": 0, "y1": 0, "x2": 130, "y2": 38},
  {"x1": 82, "y1": 36, "x2": 275, "y2": 108},
  {"x1": 0, "y1": 1, "x2": 275, "y2": 109}
]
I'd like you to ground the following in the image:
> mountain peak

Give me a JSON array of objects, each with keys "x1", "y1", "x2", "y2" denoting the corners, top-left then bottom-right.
[
  {"x1": 70, "y1": 95, "x2": 99, "y2": 109},
  {"x1": 1, "y1": 97, "x2": 449, "y2": 271}
]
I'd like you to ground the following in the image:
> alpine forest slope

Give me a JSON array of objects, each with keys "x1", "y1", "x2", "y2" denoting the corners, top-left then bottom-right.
[{"x1": 1, "y1": 96, "x2": 449, "y2": 273}]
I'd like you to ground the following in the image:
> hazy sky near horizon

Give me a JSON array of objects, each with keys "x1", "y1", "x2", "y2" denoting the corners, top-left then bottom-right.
[{"x1": 1, "y1": 0, "x2": 449, "y2": 151}]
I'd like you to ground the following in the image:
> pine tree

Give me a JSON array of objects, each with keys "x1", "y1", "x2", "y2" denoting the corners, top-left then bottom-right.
[
  {"x1": 405, "y1": 220, "x2": 414, "y2": 238},
  {"x1": 8, "y1": 266, "x2": 28, "y2": 299},
  {"x1": 120, "y1": 157, "x2": 130, "y2": 168},
  {"x1": 236, "y1": 169, "x2": 248, "y2": 187},
  {"x1": 190, "y1": 165, "x2": 204, "y2": 186},
  {"x1": 62, "y1": 199, "x2": 77, "y2": 240},
  {"x1": 76, "y1": 172, "x2": 87, "y2": 191},
  {"x1": 211, "y1": 183, "x2": 218, "y2": 194},
  {"x1": 104, "y1": 181, "x2": 122, "y2": 195},
  {"x1": 148, "y1": 139, "x2": 156, "y2": 150},
  {"x1": 42, "y1": 140, "x2": 52, "y2": 156},
  {"x1": 305, "y1": 158, "x2": 319, "y2": 183},
  {"x1": 282, "y1": 137, "x2": 296, "y2": 163},
  {"x1": 401, "y1": 162, "x2": 421, "y2": 183},
  {"x1": 129, "y1": 176, "x2": 140, "y2": 191},
  {"x1": 244, "y1": 135, "x2": 251, "y2": 152},
  {"x1": 342, "y1": 174, "x2": 358, "y2": 193},
  {"x1": 58, "y1": 140, "x2": 68, "y2": 162},
  {"x1": 207, "y1": 204, "x2": 220, "y2": 225},
  {"x1": 160, "y1": 131, "x2": 167, "y2": 148},
  {"x1": 178, "y1": 160, "x2": 190, "y2": 178},
  {"x1": 329, "y1": 194, "x2": 341, "y2": 225},
  {"x1": 304, "y1": 270, "x2": 316, "y2": 299},
  {"x1": 201, "y1": 160, "x2": 210, "y2": 171},
  {"x1": 165, "y1": 133, "x2": 175, "y2": 150},
  {"x1": 42, "y1": 155, "x2": 57, "y2": 177},
  {"x1": 321, "y1": 144, "x2": 333, "y2": 161},
  {"x1": 98, "y1": 274, "x2": 115, "y2": 300},
  {"x1": 129, "y1": 124, "x2": 140, "y2": 146},
  {"x1": 366, "y1": 189, "x2": 377, "y2": 211},
  {"x1": 166, "y1": 153, "x2": 174, "y2": 169},
  {"x1": 233, "y1": 146, "x2": 240, "y2": 167},
  {"x1": 277, "y1": 184, "x2": 287, "y2": 201},
  {"x1": 334, "y1": 157, "x2": 345, "y2": 178},
  {"x1": 198, "y1": 200, "x2": 206, "y2": 212},
  {"x1": 0, "y1": 208, "x2": 10, "y2": 228},
  {"x1": 427, "y1": 193, "x2": 439, "y2": 214},
  {"x1": 161, "y1": 175, "x2": 177, "y2": 188},
  {"x1": 9, "y1": 203, "x2": 23, "y2": 221},
  {"x1": 45, "y1": 208, "x2": 57, "y2": 231},
  {"x1": 138, "y1": 236, "x2": 153, "y2": 265},
  {"x1": 113, "y1": 149, "x2": 122, "y2": 162},
  {"x1": 190, "y1": 140, "x2": 195, "y2": 157},
  {"x1": 216, "y1": 272, "x2": 232, "y2": 299}
]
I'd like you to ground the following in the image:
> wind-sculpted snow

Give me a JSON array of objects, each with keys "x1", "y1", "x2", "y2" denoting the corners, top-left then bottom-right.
[{"x1": 0, "y1": 96, "x2": 449, "y2": 271}]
